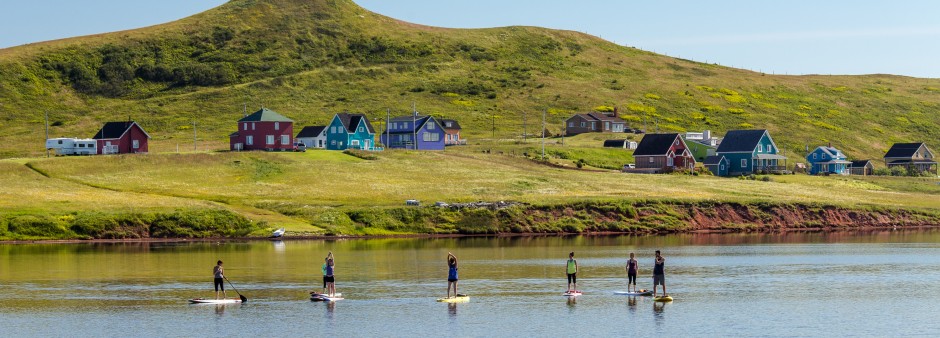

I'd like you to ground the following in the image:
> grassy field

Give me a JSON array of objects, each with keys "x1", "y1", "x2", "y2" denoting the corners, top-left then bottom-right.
[
  {"x1": 2, "y1": 143, "x2": 937, "y2": 239},
  {"x1": 0, "y1": 0, "x2": 937, "y2": 164}
]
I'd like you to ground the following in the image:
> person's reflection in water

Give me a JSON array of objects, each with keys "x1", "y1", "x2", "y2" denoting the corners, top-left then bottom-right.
[
  {"x1": 566, "y1": 296, "x2": 577, "y2": 312},
  {"x1": 627, "y1": 296, "x2": 637, "y2": 315},
  {"x1": 325, "y1": 301, "x2": 336, "y2": 321},
  {"x1": 214, "y1": 304, "x2": 226, "y2": 317},
  {"x1": 653, "y1": 301, "x2": 666, "y2": 326},
  {"x1": 448, "y1": 302, "x2": 458, "y2": 319}
]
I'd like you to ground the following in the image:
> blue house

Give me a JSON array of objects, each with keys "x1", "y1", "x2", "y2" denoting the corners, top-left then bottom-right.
[
  {"x1": 715, "y1": 129, "x2": 788, "y2": 176},
  {"x1": 806, "y1": 145, "x2": 851, "y2": 175},
  {"x1": 380, "y1": 113, "x2": 445, "y2": 150},
  {"x1": 704, "y1": 155, "x2": 729, "y2": 177},
  {"x1": 326, "y1": 113, "x2": 377, "y2": 151}
]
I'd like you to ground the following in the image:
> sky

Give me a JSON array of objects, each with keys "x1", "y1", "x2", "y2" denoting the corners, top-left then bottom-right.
[{"x1": 3, "y1": 0, "x2": 940, "y2": 78}]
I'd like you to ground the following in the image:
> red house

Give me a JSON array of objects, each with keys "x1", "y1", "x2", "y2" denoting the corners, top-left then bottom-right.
[
  {"x1": 91, "y1": 121, "x2": 151, "y2": 155},
  {"x1": 229, "y1": 108, "x2": 295, "y2": 151},
  {"x1": 632, "y1": 133, "x2": 695, "y2": 172}
]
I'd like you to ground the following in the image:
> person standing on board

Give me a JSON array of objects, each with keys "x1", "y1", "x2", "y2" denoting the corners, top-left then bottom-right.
[
  {"x1": 213, "y1": 260, "x2": 226, "y2": 300},
  {"x1": 325, "y1": 252, "x2": 336, "y2": 297},
  {"x1": 626, "y1": 252, "x2": 639, "y2": 292},
  {"x1": 320, "y1": 255, "x2": 329, "y2": 295},
  {"x1": 446, "y1": 252, "x2": 459, "y2": 298},
  {"x1": 566, "y1": 252, "x2": 579, "y2": 292},
  {"x1": 652, "y1": 250, "x2": 667, "y2": 297}
]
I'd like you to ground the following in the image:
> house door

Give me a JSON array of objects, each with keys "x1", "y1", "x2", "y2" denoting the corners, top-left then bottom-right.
[{"x1": 667, "y1": 156, "x2": 674, "y2": 167}]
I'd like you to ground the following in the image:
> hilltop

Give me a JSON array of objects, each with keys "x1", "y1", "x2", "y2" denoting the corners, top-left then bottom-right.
[{"x1": 1, "y1": 0, "x2": 939, "y2": 160}]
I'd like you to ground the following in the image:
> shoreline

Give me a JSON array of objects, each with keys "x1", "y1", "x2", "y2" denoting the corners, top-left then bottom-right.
[{"x1": 2, "y1": 224, "x2": 936, "y2": 245}]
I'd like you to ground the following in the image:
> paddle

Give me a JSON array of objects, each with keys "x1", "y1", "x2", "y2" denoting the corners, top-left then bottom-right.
[{"x1": 224, "y1": 276, "x2": 248, "y2": 303}]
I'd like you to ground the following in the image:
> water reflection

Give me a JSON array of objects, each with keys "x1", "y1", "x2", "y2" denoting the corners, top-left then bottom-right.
[
  {"x1": 272, "y1": 240, "x2": 286, "y2": 253},
  {"x1": 215, "y1": 304, "x2": 226, "y2": 317},
  {"x1": 627, "y1": 296, "x2": 637, "y2": 315},
  {"x1": 566, "y1": 296, "x2": 576, "y2": 311},
  {"x1": 447, "y1": 303, "x2": 458, "y2": 318},
  {"x1": 653, "y1": 301, "x2": 666, "y2": 325}
]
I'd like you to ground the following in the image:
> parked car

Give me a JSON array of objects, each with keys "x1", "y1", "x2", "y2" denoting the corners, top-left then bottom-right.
[
  {"x1": 293, "y1": 141, "x2": 307, "y2": 152},
  {"x1": 623, "y1": 164, "x2": 636, "y2": 170}
]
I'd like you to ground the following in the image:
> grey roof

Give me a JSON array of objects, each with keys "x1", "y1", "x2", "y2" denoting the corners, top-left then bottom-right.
[
  {"x1": 336, "y1": 113, "x2": 376, "y2": 134},
  {"x1": 238, "y1": 108, "x2": 294, "y2": 122},
  {"x1": 295, "y1": 126, "x2": 326, "y2": 138},
  {"x1": 633, "y1": 133, "x2": 681, "y2": 156},
  {"x1": 814, "y1": 146, "x2": 845, "y2": 159},
  {"x1": 441, "y1": 119, "x2": 462, "y2": 130},
  {"x1": 704, "y1": 155, "x2": 727, "y2": 165},
  {"x1": 569, "y1": 112, "x2": 626, "y2": 124},
  {"x1": 883, "y1": 143, "x2": 927, "y2": 158},
  {"x1": 716, "y1": 129, "x2": 768, "y2": 153},
  {"x1": 92, "y1": 121, "x2": 151, "y2": 140}
]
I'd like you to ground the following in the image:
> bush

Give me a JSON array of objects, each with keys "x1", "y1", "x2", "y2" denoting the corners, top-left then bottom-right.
[{"x1": 8, "y1": 215, "x2": 71, "y2": 238}]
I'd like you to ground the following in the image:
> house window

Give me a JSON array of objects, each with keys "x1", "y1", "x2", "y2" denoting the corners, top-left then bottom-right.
[
  {"x1": 132, "y1": 140, "x2": 139, "y2": 149},
  {"x1": 649, "y1": 157, "x2": 654, "y2": 163},
  {"x1": 720, "y1": 165, "x2": 724, "y2": 170},
  {"x1": 446, "y1": 122, "x2": 452, "y2": 127},
  {"x1": 591, "y1": 122, "x2": 596, "y2": 130},
  {"x1": 274, "y1": 122, "x2": 280, "y2": 130},
  {"x1": 351, "y1": 140, "x2": 360, "y2": 148},
  {"x1": 281, "y1": 135, "x2": 289, "y2": 145},
  {"x1": 604, "y1": 122, "x2": 610, "y2": 130},
  {"x1": 251, "y1": 123, "x2": 255, "y2": 131},
  {"x1": 243, "y1": 123, "x2": 247, "y2": 131},
  {"x1": 757, "y1": 146, "x2": 762, "y2": 153},
  {"x1": 766, "y1": 145, "x2": 772, "y2": 153},
  {"x1": 266, "y1": 135, "x2": 275, "y2": 145},
  {"x1": 331, "y1": 140, "x2": 336, "y2": 145},
  {"x1": 427, "y1": 121, "x2": 435, "y2": 130},
  {"x1": 246, "y1": 136, "x2": 254, "y2": 145},
  {"x1": 359, "y1": 127, "x2": 364, "y2": 132},
  {"x1": 580, "y1": 122, "x2": 585, "y2": 127},
  {"x1": 568, "y1": 122, "x2": 574, "y2": 127},
  {"x1": 58, "y1": 140, "x2": 63, "y2": 144},
  {"x1": 741, "y1": 159, "x2": 747, "y2": 167},
  {"x1": 813, "y1": 153, "x2": 817, "y2": 159},
  {"x1": 675, "y1": 139, "x2": 679, "y2": 145}
]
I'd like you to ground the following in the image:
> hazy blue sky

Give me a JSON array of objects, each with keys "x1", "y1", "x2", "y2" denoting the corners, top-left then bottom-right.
[{"x1": 3, "y1": 0, "x2": 939, "y2": 77}]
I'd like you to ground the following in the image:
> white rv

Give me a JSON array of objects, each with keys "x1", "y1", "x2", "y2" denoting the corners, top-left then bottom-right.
[{"x1": 45, "y1": 138, "x2": 97, "y2": 155}]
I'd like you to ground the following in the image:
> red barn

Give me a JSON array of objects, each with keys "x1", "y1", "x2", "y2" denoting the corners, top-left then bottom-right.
[
  {"x1": 229, "y1": 108, "x2": 295, "y2": 151},
  {"x1": 91, "y1": 121, "x2": 151, "y2": 155}
]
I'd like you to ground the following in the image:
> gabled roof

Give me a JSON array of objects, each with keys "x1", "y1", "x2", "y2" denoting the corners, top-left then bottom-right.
[
  {"x1": 633, "y1": 133, "x2": 681, "y2": 156},
  {"x1": 568, "y1": 112, "x2": 626, "y2": 124},
  {"x1": 296, "y1": 126, "x2": 326, "y2": 138},
  {"x1": 92, "y1": 121, "x2": 151, "y2": 140},
  {"x1": 336, "y1": 113, "x2": 375, "y2": 134},
  {"x1": 388, "y1": 115, "x2": 433, "y2": 132},
  {"x1": 441, "y1": 119, "x2": 462, "y2": 130},
  {"x1": 704, "y1": 155, "x2": 727, "y2": 165},
  {"x1": 716, "y1": 129, "x2": 768, "y2": 153},
  {"x1": 884, "y1": 143, "x2": 928, "y2": 158},
  {"x1": 849, "y1": 160, "x2": 872, "y2": 168},
  {"x1": 811, "y1": 146, "x2": 845, "y2": 159},
  {"x1": 238, "y1": 108, "x2": 293, "y2": 122}
]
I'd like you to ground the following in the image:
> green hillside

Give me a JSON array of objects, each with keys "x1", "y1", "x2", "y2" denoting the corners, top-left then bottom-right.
[{"x1": 1, "y1": 0, "x2": 939, "y2": 160}]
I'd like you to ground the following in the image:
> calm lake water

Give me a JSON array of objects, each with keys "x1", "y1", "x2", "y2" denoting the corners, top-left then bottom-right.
[{"x1": 2, "y1": 230, "x2": 940, "y2": 337}]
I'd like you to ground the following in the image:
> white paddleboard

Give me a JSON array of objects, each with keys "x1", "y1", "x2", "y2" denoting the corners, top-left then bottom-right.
[
  {"x1": 614, "y1": 290, "x2": 653, "y2": 296},
  {"x1": 188, "y1": 298, "x2": 242, "y2": 304},
  {"x1": 563, "y1": 290, "x2": 582, "y2": 297}
]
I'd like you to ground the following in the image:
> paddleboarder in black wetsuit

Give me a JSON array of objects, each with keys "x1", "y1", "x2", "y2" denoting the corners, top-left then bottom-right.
[
  {"x1": 652, "y1": 250, "x2": 667, "y2": 297},
  {"x1": 213, "y1": 260, "x2": 226, "y2": 300},
  {"x1": 626, "y1": 253, "x2": 639, "y2": 292}
]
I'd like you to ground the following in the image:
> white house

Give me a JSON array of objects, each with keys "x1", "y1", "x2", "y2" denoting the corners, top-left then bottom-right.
[{"x1": 295, "y1": 126, "x2": 327, "y2": 149}]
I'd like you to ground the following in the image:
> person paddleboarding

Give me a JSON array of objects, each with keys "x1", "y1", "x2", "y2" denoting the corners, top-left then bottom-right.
[
  {"x1": 325, "y1": 252, "x2": 336, "y2": 297},
  {"x1": 213, "y1": 260, "x2": 226, "y2": 300},
  {"x1": 626, "y1": 252, "x2": 639, "y2": 293},
  {"x1": 566, "y1": 252, "x2": 579, "y2": 292},
  {"x1": 446, "y1": 252, "x2": 459, "y2": 298},
  {"x1": 652, "y1": 250, "x2": 667, "y2": 298}
]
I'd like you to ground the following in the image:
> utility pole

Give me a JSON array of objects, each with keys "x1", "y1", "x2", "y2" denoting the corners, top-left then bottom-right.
[
  {"x1": 541, "y1": 109, "x2": 546, "y2": 161},
  {"x1": 193, "y1": 119, "x2": 197, "y2": 152},
  {"x1": 412, "y1": 102, "x2": 418, "y2": 150},
  {"x1": 44, "y1": 110, "x2": 50, "y2": 158},
  {"x1": 386, "y1": 108, "x2": 390, "y2": 149},
  {"x1": 492, "y1": 114, "x2": 496, "y2": 139},
  {"x1": 523, "y1": 111, "x2": 527, "y2": 141}
]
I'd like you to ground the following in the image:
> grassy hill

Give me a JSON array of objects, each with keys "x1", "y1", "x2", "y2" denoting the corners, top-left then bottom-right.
[{"x1": 1, "y1": 0, "x2": 938, "y2": 160}]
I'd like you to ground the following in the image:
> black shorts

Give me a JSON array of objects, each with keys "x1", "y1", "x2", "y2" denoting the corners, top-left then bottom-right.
[
  {"x1": 323, "y1": 276, "x2": 328, "y2": 288},
  {"x1": 567, "y1": 273, "x2": 577, "y2": 284},
  {"x1": 448, "y1": 278, "x2": 458, "y2": 282},
  {"x1": 214, "y1": 278, "x2": 224, "y2": 292},
  {"x1": 628, "y1": 272, "x2": 637, "y2": 284},
  {"x1": 325, "y1": 276, "x2": 335, "y2": 283},
  {"x1": 653, "y1": 274, "x2": 665, "y2": 286}
]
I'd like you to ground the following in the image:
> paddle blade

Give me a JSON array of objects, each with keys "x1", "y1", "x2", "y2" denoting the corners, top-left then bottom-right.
[{"x1": 239, "y1": 295, "x2": 248, "y2": 303}]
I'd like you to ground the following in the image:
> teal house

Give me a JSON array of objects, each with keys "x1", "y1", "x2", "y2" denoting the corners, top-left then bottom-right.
[
  {"x1": 715, "y1": 129, "x2": 788, "y2": 176},
  {"x1": 326, "y1": 113, "x2": 377, "y2": 151},
  {"x1": 704, "y1": 155, "x2": 729, "y2": 176},
  {"x1": 806, "y1": 145, "x2": 851, "y2": 175}
]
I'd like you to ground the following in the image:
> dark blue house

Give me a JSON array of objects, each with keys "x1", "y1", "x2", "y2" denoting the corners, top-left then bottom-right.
[
  {"x1": 715, "y1": 129, "x2": 788, "y2": 175},
  {"x1": 380, "y1": 114, "x2": 445, "y2": 150}
]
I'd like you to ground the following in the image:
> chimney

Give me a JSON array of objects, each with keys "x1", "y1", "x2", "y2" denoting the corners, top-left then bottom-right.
[
  {"x1": 703, "y1": 130, "x2": 711, "y2": 140},
  {"x1": 612, "y1": 106, "x2": 619, "y2": 118}
]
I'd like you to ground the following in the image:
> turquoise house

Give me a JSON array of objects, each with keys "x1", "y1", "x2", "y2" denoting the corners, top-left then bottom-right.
[
  {"x1": 326, "y1": 113, "x2": 377, "y2": 151},
  {"x1": 806, "y1": 145, "x2": 851, "y2": 175},
  {"x1": 715, "y1": 129, "x2": 788, "y2": 176}
]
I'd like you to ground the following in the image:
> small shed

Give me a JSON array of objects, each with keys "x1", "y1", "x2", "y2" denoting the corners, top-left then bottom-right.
[
  {"x1": 295, "y1": 126, "x2": 327, "y2": 149},
  {"x1": 603, "y1": 139, "x2": 637, "y2": 149},
  {"x1": 704, "y1": 155, "x2": 729, "y2": 177},
  {"x1": 849, "y1": 160, "x2": 874, "y2": 176}
]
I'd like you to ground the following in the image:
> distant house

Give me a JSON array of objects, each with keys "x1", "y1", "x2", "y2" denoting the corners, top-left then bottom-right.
[
  {"x1": 704, "y1": 155, "x2": 729, "y2": 177},
  {"x1": 883, "y1": 143, "x2": 936, "y2": 174},
  {"x1": 715, "y1": 129, "x2": 787, "y2": 176},
  {"x1": 92, "y1": 121, "x2": 151, "y2": 155},
  {"x1": 806, "y1": 145, "x2": 852, "y2": 175},
  {"x1": 603, "y1": 139, "x2": 637, "y2": 149},
  {"x1": 565, "y1": 111, "x2": 626, "y2": 136},
  {"x1": 295, "y1": 126, "x2": 327, "y2": 149},
  {"x1": 632, "y1": 133, "x2": 695, "y2": 171},
  {"x1": 381, "y1": 114, "x2": 445, "y2": 150},
  {"x1": 684, "y1": 130, "x2": 721, "y2": 147},
  {"x1": 441, "y1": 119, "x2": 465, "y2": 146},
  {"x1": 229, "y1": 108, "x2": 295, "y2": 151},
  {"x1": 326, "y1": 113, "x2": 377, "y2": 151},
  {"x1": 849, "y1": 160, "x2": 874, "y2": 176}
]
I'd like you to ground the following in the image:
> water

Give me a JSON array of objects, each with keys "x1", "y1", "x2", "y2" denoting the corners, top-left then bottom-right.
[{"x1": 2, "y1": 230, "x2": 940, "y2": 337}]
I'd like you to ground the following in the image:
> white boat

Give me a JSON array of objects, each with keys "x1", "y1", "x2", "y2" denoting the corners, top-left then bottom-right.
[{"x1": 272, "y1": 228, "x2": 286, "y2": 237}]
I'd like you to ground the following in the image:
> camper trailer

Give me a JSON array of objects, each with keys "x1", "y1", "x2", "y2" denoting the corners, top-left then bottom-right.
[{"x1": 45, "y1": 138, "x2": 97, "y2": 156}]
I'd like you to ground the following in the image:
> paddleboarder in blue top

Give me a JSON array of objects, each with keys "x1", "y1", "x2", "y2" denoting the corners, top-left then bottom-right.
[
  {"x1": 325, "y1": 252, "x2": 336, "y2": 297},
  {"x1": 446, "y1": 252, "x2": 459, "y2": 298},
  {"x1": 652, "y1": 250, "x2": 667, "y2": 298}
]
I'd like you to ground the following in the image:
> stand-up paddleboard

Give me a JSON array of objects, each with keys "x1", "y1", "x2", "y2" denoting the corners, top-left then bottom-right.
[
  {"x1": 437, "y1": 294, "x2": 470, "y2": 303},
  {"x1": 614, "y1": 289, "x2": 653, "y2": 296},
  {"x1": 310, "y1": 292, "x2": 344, "y2": 302},
  {"x1": 563, "y1": 290, "x2": 582, "y2": 297},
  {"x1": 653, "y1": 295, "x2": 673, "y2": 302},
  {"x1": 188, "y1": 298, "x2": 242, "y2": 304}
]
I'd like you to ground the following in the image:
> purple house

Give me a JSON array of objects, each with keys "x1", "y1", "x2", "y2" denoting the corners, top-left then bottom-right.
[{"x1": 380, "y1": 113, "x2": 445, "y2": 150}]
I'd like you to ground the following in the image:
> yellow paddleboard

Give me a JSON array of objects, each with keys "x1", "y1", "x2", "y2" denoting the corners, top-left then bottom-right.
[
  {"x1": 437, "y1": 295, "x2": 470, "y2": 303},
  {"x1": 654, "y1": 295, "x2": 673, "y2": 302}
]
